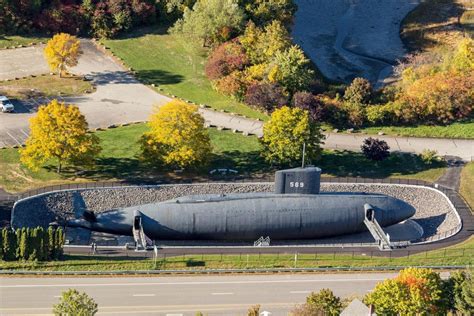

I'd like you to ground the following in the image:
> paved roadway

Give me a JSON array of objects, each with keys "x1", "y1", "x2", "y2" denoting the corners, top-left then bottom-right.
[
  {"x1": 1, "y1": 41, "x2": 473, "y2": 160},
  {"x1": 0, "y1": 273, "x2": 406, "y2": 315}
]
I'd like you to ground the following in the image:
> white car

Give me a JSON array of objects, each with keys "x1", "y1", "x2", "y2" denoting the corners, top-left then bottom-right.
[{"x1": 0, "y1": 96, "x2": 14, "y2": 113}]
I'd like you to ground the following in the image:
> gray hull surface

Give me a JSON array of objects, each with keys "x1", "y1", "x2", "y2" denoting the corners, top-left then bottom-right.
[{"x1": 84, "y1": 193, "x2": 416, "y2": 241}]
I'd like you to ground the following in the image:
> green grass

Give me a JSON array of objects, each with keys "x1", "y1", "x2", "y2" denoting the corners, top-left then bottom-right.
[
  {"x1": 2, "y1": 237, "x2": 473, "y2": 272},
  {"x1": 357, "y1": 120, "x2": 474, "y2": 139},
  {"x1": 102, "y1": 27, "x2": 267, "y2": 120},
  {"x1": 0, "y1": 124, "x2": 446, "y2": 193},
  {"x1": 0, "y1": 34, "x2": 48, "y2": 49},
  {"x1": 0, "y1": 74, "x2": 94, "y2": 100},
  {"x1": 460, "y1": 162, "x2": 474, "y2": 212}
]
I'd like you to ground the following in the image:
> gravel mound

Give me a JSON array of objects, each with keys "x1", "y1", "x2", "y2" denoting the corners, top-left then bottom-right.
[{"x1": 12, "y1": 183, "x2": 459, "y2": 240}]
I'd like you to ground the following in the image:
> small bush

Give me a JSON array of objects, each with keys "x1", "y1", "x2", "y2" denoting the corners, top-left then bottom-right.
[
  {"x1": 213, "y1": 71, "x2": 247, "y2": 99},
  {"x1": 344, "y1": 77, "x2": 373, "y2": 104},
  {"x1": 361, "y1": 137, "x2": 390, "y2": 161},
  {"x1": 245, "y1": 83, "x2": 288, "y2": 113},
  {"x1": 292, "y1": 91, "x2": 326, "y2": 122},
  {"x1": 420, "y1": 149, "x2": 439, "y2": 165},
  {"x1": 205, "y1": 41, "x2": 249, "y2": 81}
]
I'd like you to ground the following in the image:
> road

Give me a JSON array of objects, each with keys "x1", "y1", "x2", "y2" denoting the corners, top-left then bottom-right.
[{"x1": 0, "y1": 273, "x2": 403, "y2": 315}]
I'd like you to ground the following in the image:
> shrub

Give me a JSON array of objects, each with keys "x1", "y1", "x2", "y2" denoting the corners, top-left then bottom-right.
[
  {"x1": 420, "y1": 149, "x2": 439, "y2": 165},
  {"x1": 365, "y1": 104, "x2": 395, "y2": 125},
  {"x1": 205, "y1": 41, "x2": 249, "y2": 80},
  {"x1": 344, "y1": 77, "x2": 373, "y2": 104},
  {"x1": 292, "y1": 92, "x2": 326, "y2": 122},
  {"x1": 53, "y1": 289, "x2": 98, "y2": 316},
  {"x1": 361, "y1": 137, "x2": 390, "y2": 161},
  {"x1": 342, "y1": 101, "x2": 366, "y2": 128},
  {"x1": 213, "y1": 71, "x2": 247, "y2": 99},
  {"x1": 306, "y1": 289, "x2": 342, "y2": 316},
  {"x1": 244, "y1": 83, "x2": 288, "y2": 113}
]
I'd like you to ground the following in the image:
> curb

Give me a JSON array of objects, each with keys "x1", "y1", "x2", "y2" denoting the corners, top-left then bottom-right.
[{"x1": 0, "y1": 265, "x2": 468, "y2": 276}]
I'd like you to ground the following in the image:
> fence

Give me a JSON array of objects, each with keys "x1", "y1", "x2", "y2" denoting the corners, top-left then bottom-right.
[{"x1": 61, "y1": 247, "x2": 474, "y2": 269}]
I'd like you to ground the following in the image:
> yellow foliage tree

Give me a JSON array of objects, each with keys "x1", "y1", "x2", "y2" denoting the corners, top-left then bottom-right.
[
  {"x1": 20, "y1": 100, "x2": 101, "y2": 173},
  {"x1": 261, "y1": 106, "x2": 324, "y2": 166},
  {"x1": 141, "y1": 100, "x2": 212, "y2": 169},
  {"x1": 44, "y1": 33, "x2": 82, "y2": 77}
]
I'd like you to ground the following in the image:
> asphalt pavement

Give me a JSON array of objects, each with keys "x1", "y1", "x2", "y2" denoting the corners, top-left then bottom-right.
[{"x1": 0, "y1": 273, "x2": 407, "y2": 315}]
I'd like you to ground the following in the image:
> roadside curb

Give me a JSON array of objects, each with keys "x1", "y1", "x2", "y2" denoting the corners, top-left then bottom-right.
[{"x1": 0, "y1": 265, "x2": 468, "y2": 276}]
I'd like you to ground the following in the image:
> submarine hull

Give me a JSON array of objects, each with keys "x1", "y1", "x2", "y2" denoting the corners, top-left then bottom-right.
[{"x1": 81, "y1": 193, "x2": 416, "y2": 241}]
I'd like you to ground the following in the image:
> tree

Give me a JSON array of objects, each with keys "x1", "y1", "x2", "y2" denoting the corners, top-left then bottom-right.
[
  {"x1": 170, "y1": 0, "x2": 245, "y2": 46},
  {"x1": 365, "y1": 268, "x2": 446, "y2": 315},
  {"x1": 261, "y1": 106, "x2": 324, "y2": 166},
  {"x1": 18, "y1": 228, "x2": 29, "y2": 260},
  {"x1": 240, "y1": 20, "x2": 292, "y2": 64},
  {"x1": 20, "y1": 100, "x2": 101, "y2": 173},
  {"x1": 205, "y1": 41, "x2": 249, "y2": 80},
  {"x1": 452, "y1": 269, "x2": 474, "y2": 314},
  {"x1": 55, "y1": 227, "x2": 65, "y2": 259},
  {"x1": 2, "y1": 228, "x2": 17, "y2": 261},
  {"x1": 47, "y1": 226, "x2": 56, "y2": 260},
  {"x1": 361, "y1": 137, "x2": 390, "y2": 161},
  {"x1": 241, "y1": 0, "x2": 296, "y2": 26},
  {"x1": 448, "y1": 38, "x2": 474, "y2": 73},
  {"x1": 53, "y1": 289, "x2": 98, "y2": 316},
  {"x1": 269, "y1": 45, "x2": 314, "y2": 94},
  {"x1": 44, "y1": 33, "x2": 82, "y2": 77},
  {"x1": 141, "y1": 100, "x2": 212, "y2": 169},
  {"x1": 305, "y1": 289, "x2": 342, "y2": 316},
  {"x1": 344, "y1": 77, "x2": 373, "y2": 104},
  {"x1": 292, "y1": 92, "x2": 326, "y2": 122},
  {"x1": 244, "y1": 83, "x2": 288, "y2": 113}
]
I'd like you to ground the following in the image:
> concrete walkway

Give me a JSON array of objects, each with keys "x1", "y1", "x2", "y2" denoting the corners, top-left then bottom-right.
[{"x1": 1, "y1": 41, "x2": 473, "y2": 161}]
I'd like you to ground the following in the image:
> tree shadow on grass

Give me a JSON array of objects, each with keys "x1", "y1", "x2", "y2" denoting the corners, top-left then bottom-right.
[
  {"x1": 319, "y1": 150, "x2": 446, "y2": 179},
  {"x1": 136, "y1": 69, "x2": 184, "y2": 86}
]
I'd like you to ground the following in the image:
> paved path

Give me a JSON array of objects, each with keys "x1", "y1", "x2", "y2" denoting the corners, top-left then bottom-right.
[
  {"x1": 0, "y1": 273, "x2": 403, "y2": 315},
  {"x1": 1, "y1": 40, "x2": 473, "y2": 161}
]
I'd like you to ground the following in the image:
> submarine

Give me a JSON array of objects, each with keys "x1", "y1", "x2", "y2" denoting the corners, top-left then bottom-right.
[{"x1": 67, "y1": 167, "x2": 416, "y2": 241}]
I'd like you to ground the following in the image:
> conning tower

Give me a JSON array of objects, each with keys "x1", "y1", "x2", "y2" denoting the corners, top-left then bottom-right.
[{"x1": 274, "y1": 167, "x2": 321, "y2": 195}]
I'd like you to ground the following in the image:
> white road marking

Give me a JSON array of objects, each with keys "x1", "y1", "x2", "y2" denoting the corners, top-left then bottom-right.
[
  {"x1": 132, "y1": 294, "x2": 155, "y2": 297},
  {"x1": 5, "y1": 130, "x2": 22, "y2": 146},
  {"x1": 20, "y1": 129, "x2": 29, "y2": 137},
  {"x1": 0, "y1": 278, "x2": 386, "y2": 288},
  {"x1": 166, "y1": 314, "x2": 184, "y2": 316},
  {"x1": 289, "y1": 291, "x2": 311, "y2": 294},
  {"x1": 0, "y1": 277, "x2": 389, "y2": 289},
  {"x1": 53, "y1": 295, "x2": 61, "y2": 298},
  {"x1": 211, "y1": 292, "x2": 234, "y2": 296}
]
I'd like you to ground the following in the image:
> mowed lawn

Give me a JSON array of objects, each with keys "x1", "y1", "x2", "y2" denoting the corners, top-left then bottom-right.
[
  {"x1": 0, "y1": 124, "x2": 446, "y2": 193},
  {"x1": 0, "y1": 74, "x2": 93, "y2": 100},
  {"x1": 0, "y1": 34, "x2": 48, "y2": 49},
  {"x1": 359, "y1": 120, "x2": 474, "y2": 139},
  {"x1": 460, "y1": 162, "x2": 474, "y2": 212},
  {"x1": 102, "y1": 28, "x2": 267, "y2": 120},
  {"x1": 2, "y1": 236, "x2": 473, "y2": 271}
]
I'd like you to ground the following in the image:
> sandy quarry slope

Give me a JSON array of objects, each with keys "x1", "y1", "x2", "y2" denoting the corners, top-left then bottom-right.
[{"x1": 293, "y1": 0, "x2": 420, "y2": 85}]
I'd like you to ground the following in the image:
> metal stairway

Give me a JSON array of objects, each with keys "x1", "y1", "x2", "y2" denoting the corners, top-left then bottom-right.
[
  {"x1": 363, "y1": 204, "x2": 392, "y2": 250},
  {"x1": 133, "y1": 211, "x2": 153, "y2": 250}
]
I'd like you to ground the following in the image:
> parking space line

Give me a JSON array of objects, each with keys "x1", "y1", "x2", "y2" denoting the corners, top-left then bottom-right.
[
  {"x1": 5, "y1": 130, "x2": 22, "y2": 146},
  {"x1": 20, "y1": 129, "x2": 29, "y2": 137}
]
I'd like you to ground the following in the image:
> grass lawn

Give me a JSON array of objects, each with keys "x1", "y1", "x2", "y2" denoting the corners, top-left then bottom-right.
[
  {"x1": 0, "y1": 74, "x2": 93, "y2": 100},
  {"x1": 102, "y1": 27, "x2": 267, "y2": 120},
  {"x1": 460, "y1": 162, "x2": 474, "y2": 212},
  {"x1": 358, "y1": 120, "x2": 474, "y2": 139},
  {"x1": 2, "y1": 237, "x2": 473, "y2": 271},
  {"x1": 0, "y1": 124, "x2": 446, "y2": 193},
  {"x1": 0, "y1": 34, "x2": 48, "y2": 49}
]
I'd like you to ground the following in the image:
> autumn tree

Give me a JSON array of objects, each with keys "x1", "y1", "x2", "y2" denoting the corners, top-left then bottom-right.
[
  {"x1": 361, "y1": 138, "x2": 390, "y2": 161},
  {"x1": 365, "y1": 268, "x2": 447, "y2": 315},
  {"x1": 205, "y1": 41, "x2": 249, "y2": 80},
  {"x1": 245, "y1": 83, "x2": 288, "y2": 112},
  {"x1": 241, "y1": 0, "x2": 296, "y2": 26},
  {"x1": 269, "y1": 45, "x2": 314, "y2": 94},
  {"x1": 141, "y1": 100, "x2": 212, "y2": 169},
  {"x1": 53, "y1": 289, "x2": 98, "y2": 316},
  {"x1": 170, "y1": 0, "x2": 245, "y2": 46},
  {"x1": 292, "y1": 92, "x2": 326, "y2": 122},
  {"x1": 306, "y1": 289, "x2": 342, "y2": 316},
  {"x1": 20, "y1": 100, "x2": 101, "y2": 173},
  {"x1": 44, "y1": 33, "x2": 82, "y2": 77},
  {"x1": 261, "y1": 106, "x2": 324, "y2": 166}
]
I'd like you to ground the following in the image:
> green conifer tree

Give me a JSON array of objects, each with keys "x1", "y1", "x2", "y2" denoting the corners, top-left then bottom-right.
[
  {"x1": 15, "y1": 228, "x2": 22, "y2": 259},
  {"x1": 19, "y1": 228, "x2": 29, "y2": 260},
  {"x1": 0, "y1": 228, "x2": 4, "y2": 260},
  {"x1": 29, "y1": 228, "x2": 39, "y2": 261},
  {"x1": 47, "y1": 226, "x2": 55, "y2": 260},
  {"x1": 55, "y1": 227, "x2": 65, "y2": 259}
]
